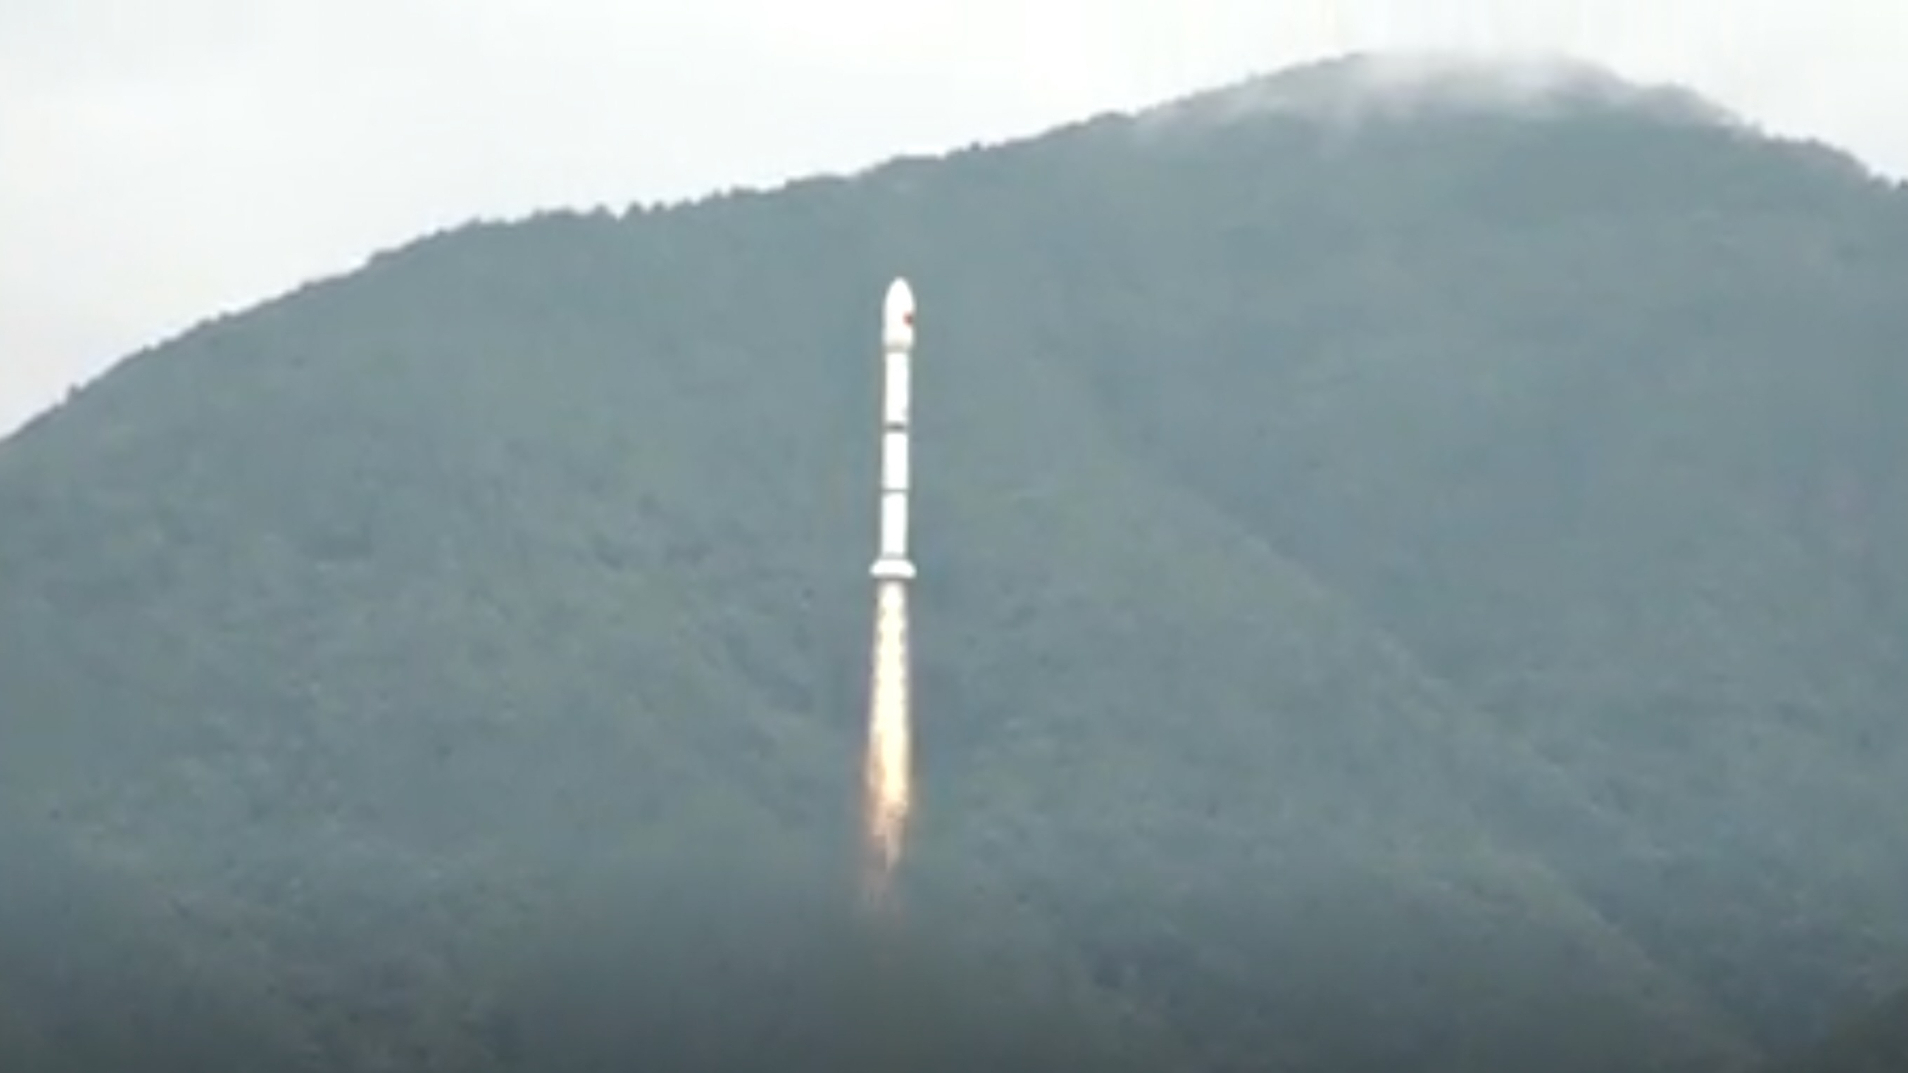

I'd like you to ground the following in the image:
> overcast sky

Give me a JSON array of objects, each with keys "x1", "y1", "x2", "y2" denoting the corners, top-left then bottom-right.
[{"x1": 3, "y1": 0, "x2": 1904, "y2": 435}]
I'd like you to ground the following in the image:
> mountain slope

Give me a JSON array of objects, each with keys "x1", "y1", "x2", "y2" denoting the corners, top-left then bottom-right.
[
  {"x1": 1762, "y1": 984, "x2": 1908, "y2": 1073},
  {"x1": 2, "y1": 52, "x2": 1902, "y2": 1070},
  {"x1": 1057, "y1": 65, "x2": 1908, "y2": 1044},
  {"x1": 0, "y1": 174, "x2": 1746, "y2": 1072}
]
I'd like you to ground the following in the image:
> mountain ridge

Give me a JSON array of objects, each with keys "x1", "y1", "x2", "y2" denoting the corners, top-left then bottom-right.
[
  {"x1": 1136, "y1": 50, "x2": 1744, "y2": 133},
  {"x1": 2, "y1": 54, "x2": 1905, "y2": 1072}
]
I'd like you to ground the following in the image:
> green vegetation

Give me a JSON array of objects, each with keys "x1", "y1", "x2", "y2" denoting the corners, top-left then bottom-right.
[
  {"x1": 1766, "y1": 986, "x2": 1908, "y2": 1073},
  {"x1": 1, "y1": 54, "x2": 1904, "y2": 1072}
]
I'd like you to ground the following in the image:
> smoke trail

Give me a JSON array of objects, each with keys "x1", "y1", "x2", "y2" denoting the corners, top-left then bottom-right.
[{"x1": 862, "y1": 578, "x2": 913, "y2": 908}]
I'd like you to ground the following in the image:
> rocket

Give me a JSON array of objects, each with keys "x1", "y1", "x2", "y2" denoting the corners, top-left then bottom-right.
[{"x1": 870, "y1": 278, "x2": 917, "y2": 582}]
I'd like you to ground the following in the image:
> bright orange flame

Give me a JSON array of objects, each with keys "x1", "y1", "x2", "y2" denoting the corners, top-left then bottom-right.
[{"x1": 862, "y1": 580, "x2": 912, "y2": 907}]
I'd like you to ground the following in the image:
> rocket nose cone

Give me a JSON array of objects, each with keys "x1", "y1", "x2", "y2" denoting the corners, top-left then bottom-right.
[
  {"x1": 884, "y1": 277, "x2": 914, "y2": 323},
  {"x1": 882, "y1": 277, "x2": 915, "y2": 348}
]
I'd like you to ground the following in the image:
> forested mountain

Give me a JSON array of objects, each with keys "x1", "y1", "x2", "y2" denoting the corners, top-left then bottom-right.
[
  {"x1": 2, "y1": 53, "x2": 1905, "y2": 1072},
  {"x1": 1766, "y1": 985, "x2": 1908, "y2": 1073}
]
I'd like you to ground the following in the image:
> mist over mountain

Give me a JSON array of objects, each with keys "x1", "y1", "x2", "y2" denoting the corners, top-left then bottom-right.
[
  {"x1": 2, "y1": 53, "x2": 1905, "y2": 1072},
  {"x1": 1143, "y1": 51, "x2": 1741, "y2": 131}
]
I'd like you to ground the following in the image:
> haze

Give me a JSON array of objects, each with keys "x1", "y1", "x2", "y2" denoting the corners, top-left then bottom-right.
[{"x1": 3, "y1": 0, "x2": 1904, "y2": 436}]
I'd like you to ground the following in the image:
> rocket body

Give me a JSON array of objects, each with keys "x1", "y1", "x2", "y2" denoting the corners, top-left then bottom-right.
[
  {"x1": 871, "y1": 278, "x2": 917, "y2": 582},
  {"x1": 861, "y1": 276, "x2": 918, "y2": 905}
]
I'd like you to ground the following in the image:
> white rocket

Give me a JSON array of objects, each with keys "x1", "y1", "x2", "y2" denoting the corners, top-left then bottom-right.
[{"x1": 870, "y1": 278, "x2": 917, "y2": 582}]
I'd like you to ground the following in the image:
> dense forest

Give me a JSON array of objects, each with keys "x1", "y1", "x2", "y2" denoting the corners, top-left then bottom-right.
[{"x1": 2, "y1": 53, "x2": 1906, "y2": 1073}]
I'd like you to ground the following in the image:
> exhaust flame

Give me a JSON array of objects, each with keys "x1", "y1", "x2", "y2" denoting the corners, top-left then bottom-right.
[{"x1": 862, "y1": 579, "x2": 913, "y2": 906}]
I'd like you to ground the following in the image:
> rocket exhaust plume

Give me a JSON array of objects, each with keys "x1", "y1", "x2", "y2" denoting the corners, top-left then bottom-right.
[
  {"x1": 863, "y1": 579, "x2": 911, "y2": 905},
  {"x1": 864, "y1": 277, "x2": 918, "y2": 909}
]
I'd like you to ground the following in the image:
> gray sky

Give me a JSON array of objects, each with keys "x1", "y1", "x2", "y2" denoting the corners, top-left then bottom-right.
[{"x1": 3, "y1": 0, "x2": 1904, "y2": 436}]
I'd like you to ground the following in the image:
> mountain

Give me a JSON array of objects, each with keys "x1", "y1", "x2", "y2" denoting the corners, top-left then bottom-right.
[
  {"x1": 1091, "y1": 53, "x2": 1908, "y2": 1044},
  {"x1": 1762, "y1": 985, "x2": 1908, "y2": 1073},
  {"x1": 2, "y1": 52, "x2": 1904, "y2": 1072}
]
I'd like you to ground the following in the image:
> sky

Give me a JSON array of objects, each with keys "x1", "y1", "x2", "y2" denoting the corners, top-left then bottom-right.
[{"x1": 3, "y1": 0, "x2": 1905, "y2": 437}]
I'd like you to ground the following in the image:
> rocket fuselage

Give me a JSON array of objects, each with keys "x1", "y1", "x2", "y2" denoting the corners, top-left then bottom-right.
[{"x1": 871, "y1": 278, "x2": 917, "y2": 582}]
